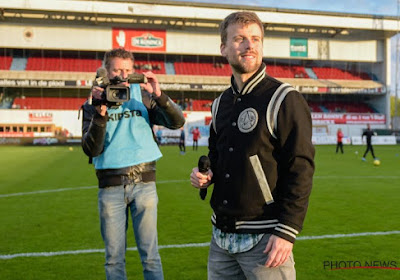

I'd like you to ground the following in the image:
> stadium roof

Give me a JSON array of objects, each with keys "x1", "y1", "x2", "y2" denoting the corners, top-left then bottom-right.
[{"x1": 1, "y1": 0, "x2": 399, "y2": 39}]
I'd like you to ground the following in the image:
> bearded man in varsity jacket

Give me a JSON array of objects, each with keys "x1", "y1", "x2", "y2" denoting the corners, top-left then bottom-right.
[{"x1": 190, "y1": 12, "x2": 315, "y2": 279}]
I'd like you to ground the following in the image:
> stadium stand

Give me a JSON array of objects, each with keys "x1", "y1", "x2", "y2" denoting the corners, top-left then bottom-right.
[
  {"x1": 13, "y1": 97, "x2": 87, "y2": 110},
  {"x1": 8, "y1": 53, "x2": 376, "y2": 82},
  {"x1": 192, "y1": 99, "x2": 213, "y2": 111},
  {"x1": 171, "y1": 99, "x2": 376, "y2": 113},
  {"x1": 25, "y1": 56, "x2": 102, "y2": 72},
  {"x1": 266, "y1": 64, "x2": 309, "y2": 78},
  {"x1": 312, "y1": 66, "x2": 370, "y2": 80},
  {"x1": 134, "y1": 60, "x2": 166, "y2": 74},
  {"x1": 0, "y1": 51, "x2": 382, "y2": 113},
  {"x1": 321, "y1": 101, "x2": 375, "y2": 113},
  {"x1": 308, "y1": 102, "x2": 323, "y2": 112},
  {"x1": 174, "y1": 61, "x2": 232, "y2": 76}
]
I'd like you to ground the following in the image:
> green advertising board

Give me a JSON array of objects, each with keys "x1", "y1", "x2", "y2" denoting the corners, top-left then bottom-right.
[{"x1": 290, "y1": 38, "x2": 308, "y2": 57}]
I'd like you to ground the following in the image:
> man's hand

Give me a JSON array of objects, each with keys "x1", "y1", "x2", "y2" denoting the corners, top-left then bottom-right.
[
  {"x1": 263, "y1": 235, "x2": 293, "y2": 267},
  {"x1": 190, "y1": 167, "x2": 213, "y2": 189},
  {"x1": 91, "y1": 86, "x2": 107, "y2": 116},
  {"x1": 142, "y1": 71, "x2": 161, "y2": 97}
]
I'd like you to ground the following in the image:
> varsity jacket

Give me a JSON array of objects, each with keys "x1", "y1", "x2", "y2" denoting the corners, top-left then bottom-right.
[
  {"x1": 209, "y1": 63, "x2": 315, "y2": 243},
  {"x1": 81, "y1": 87, "x2": 185, "y2": 188}
]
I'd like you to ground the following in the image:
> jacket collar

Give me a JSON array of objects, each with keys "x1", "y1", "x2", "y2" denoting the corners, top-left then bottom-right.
[{"x1": 231, "y1": 63, "x2": 266, "y2": 96}]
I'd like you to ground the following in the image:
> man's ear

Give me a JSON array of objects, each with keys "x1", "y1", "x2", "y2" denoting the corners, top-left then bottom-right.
[{"x1": 220, "y1": 43, "x2": 226, "y2": 57}]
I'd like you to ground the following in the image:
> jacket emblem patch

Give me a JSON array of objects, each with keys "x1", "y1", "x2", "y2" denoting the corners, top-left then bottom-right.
[{"x1": 238, "y1": 108, "x2": 258, "y2": 133}]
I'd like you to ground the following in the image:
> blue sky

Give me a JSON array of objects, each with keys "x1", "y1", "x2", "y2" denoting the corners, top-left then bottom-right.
[{"x1": 173, "y1": 0, "x2": 399, "y2": 16}]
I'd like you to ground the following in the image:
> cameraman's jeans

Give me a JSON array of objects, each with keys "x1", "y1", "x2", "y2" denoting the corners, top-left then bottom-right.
[{"x1": 98, "y1": 182, "x2": 164, "y2": 280}]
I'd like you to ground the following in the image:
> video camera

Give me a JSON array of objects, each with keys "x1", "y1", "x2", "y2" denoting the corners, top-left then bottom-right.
[{"x1": 91, "y1": 67, "x2": 147, "y2": 109}]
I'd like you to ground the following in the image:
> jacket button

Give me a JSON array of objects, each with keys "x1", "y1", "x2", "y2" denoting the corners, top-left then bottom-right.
[
  {"x1": 229, "y1": 147, "x2": 233, "y2": 152},
  {"x1": 237, "y1": 98, "x2": 241, "y2": 102},
  {"x1": 223, "y1": 200, "x2": 228, "y2": 205},
  {"x1": 225, "y1": 173, "x2": 230, "y2": 178},
  {"x1": 232, "y1": 122, "x2": 236, "y2": 126}
]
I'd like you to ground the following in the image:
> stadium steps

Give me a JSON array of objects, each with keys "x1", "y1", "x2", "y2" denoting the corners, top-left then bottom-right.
[
  {"x1": 165, "y1": 62, "x2": 175, "y2": 75},
  {"x1": 320, "y1": 105, "x2": 329, "y2": 112},
  {"x1": 305, "y1": 67, "x2": 318, "y2": 79},
  {"x1": 10, "y1": 57, "x2": 28, "y2": 71}
]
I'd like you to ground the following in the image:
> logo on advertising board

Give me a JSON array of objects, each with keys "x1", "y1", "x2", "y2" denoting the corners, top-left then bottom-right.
[
  {"x1": 29, "y1": 112, "x2": 53, "y2": 122},
  {"x1": 133, "y1": 33, "x2": 163, "y2": 48},
  {"x1": 112, "y1": 28, "x2": 166, "y2": 52},
  {"x1": 290, "y1": 38, "x2": 308, "y2": 57}
]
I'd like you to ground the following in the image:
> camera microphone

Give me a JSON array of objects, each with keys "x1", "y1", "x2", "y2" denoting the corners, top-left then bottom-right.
[
  {"x1": 198, "y1": 155, "x2": 211, "y2": 200},
  {"x1": 94, "y1": 67, "x2": 109, "y2": 86},
  {"x1": 127, "y1": 73, "x2": 148, "y2": 84}
]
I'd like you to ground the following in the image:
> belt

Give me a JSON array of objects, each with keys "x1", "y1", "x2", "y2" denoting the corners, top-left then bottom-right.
[{"x1": 96, "y1": 170, "x2": 156, "y2": 188}]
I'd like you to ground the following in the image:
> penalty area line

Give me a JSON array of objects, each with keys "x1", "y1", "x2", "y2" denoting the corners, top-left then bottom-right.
[{"x1": 1, "y1": 231, "x2": 399, "y2": 260}]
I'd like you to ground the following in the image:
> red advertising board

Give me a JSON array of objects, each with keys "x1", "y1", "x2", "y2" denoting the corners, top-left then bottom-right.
[
  {"x1": 112, "y1": 28, "x2": 166, "y2": 52},
  {"x1": 311, "y1": 113, "x2": 386, "y2": 124}
]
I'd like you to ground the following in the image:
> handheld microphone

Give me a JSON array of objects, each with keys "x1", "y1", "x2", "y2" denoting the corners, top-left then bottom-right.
[{"x1": 198, "y1": 155, "x2": 211, "y2": 200}]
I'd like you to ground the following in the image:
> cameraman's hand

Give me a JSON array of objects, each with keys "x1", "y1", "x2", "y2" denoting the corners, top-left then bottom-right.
[
  {"x1": 92, "y1": 86, "x2": 104, "y2": 100},
  {"x1": 91, "y1": 86, "x2": 107, "y2": 117},
  {"x1": 96, "y1": 105, "x2": 107, "y2": 117},
  {"x1": 190, "y1": 167, "x2": 213, "y2": 189},
  {"x1": 142, "y1": 71, "x2": 161, "y2": 97}
]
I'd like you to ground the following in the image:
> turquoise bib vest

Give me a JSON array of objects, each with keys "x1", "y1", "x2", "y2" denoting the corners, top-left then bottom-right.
[{"x1": 93, "y1": 84, "x2": 162, "y2": 169}]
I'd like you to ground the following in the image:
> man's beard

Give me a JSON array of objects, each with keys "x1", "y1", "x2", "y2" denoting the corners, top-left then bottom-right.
[{"x1": 230, "y1": 59, "x2": 261, "y2": 75}]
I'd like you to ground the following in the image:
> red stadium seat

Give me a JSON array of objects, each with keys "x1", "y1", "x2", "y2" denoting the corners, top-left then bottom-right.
[
  {"x1": 0, "y1": 56, "x2": 13, "y2": 70},
  {"x1": 13, "y1": 97, "x2": 87, "y2": 110},
  {"x1": 26, "y1": 56, "x2": 102, "y2": 72},
  {"x1": 174, "y1": 61, "x2": 231, "y2": 76},
  {"x1": 312, "y1": 67, "x2": 370, "y2": 80}
]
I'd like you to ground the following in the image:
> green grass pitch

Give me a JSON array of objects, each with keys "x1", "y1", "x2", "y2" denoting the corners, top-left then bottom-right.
[{"x1": 0, "y1": 144, "x2": 399, "y2": 279}]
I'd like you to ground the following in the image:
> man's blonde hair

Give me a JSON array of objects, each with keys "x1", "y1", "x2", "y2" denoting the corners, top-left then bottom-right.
[{"x1": 219, "y1": 11, "x2": 264, "y2": 44}]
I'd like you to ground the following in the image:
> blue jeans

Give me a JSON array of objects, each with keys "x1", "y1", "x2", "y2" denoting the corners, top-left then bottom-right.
[
  {"x1": 208, "y1": 234, "x2": 295, "y2": 280},
  {"x1": 98, "y1": 182, "x2": 164, "y2": 280}
]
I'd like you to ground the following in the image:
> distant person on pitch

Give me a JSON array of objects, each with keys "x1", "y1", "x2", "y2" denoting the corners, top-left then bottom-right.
[
  {"x1": 191, "y1": 126, "x2": 201, "y2": 151},
  {"x1": 156, "y1": 127, "x2": 163, "y2": 145},
  {"x1": 179, "y1": 126, "x2": 186, "y2": 155},
  {"x1": 81, "y1": 48, "x2": 184, "y2": 280},
  {"x1": 336, "y1": 128, "x2": 344, "y2": 154},
  {"x1": 190, "y1": 11, "x2": 314, "y2": 280},
  {"x1": 362, "y1": 123, "x2": 378, "y2": 161}
]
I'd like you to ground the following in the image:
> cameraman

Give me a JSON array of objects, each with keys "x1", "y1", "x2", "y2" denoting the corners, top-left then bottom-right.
[{"x1": 81, "y1": 48, "x2": 185, "y2": 280}]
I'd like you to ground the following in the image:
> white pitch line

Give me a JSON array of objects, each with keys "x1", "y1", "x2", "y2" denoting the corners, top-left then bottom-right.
[
  {"x1": 1, "y1": 176, "x2": 399, "y2": 198},
  {"x1": 0, "y1": 186, "x2": 97, "y2": 198},
  {"x1": 1, "y1": 231, "x2": 399, "y2": 260},
  {"x1": 314, "y1": 176, "x2": 400, "y2": 179},
  {"x1": 0, "y1": 180, "x2": 188, "y2": 198},
  {"x1": 296, "y1": 230, "x2": 400, "y2": 240}
]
